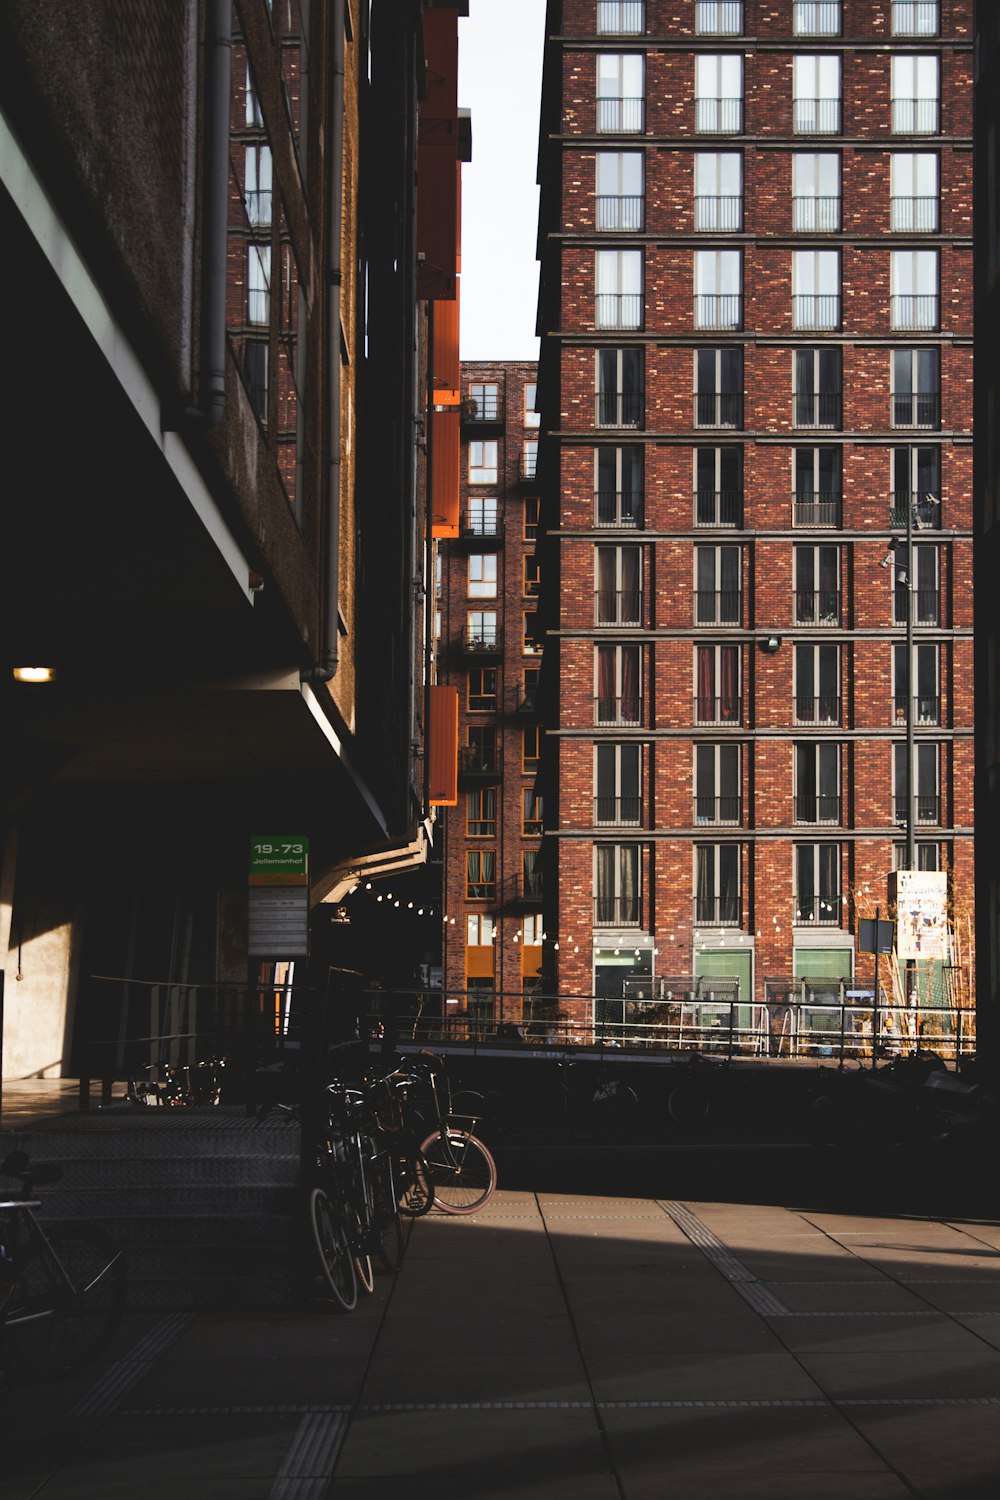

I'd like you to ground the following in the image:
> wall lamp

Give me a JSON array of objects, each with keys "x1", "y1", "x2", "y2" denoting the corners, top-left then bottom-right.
[
  {"x1": 759, "y1": 636, "x2": 782, "y2": 654},
  {"x1": 12, "y1": 666, "x2": 57, "y2": 684}
]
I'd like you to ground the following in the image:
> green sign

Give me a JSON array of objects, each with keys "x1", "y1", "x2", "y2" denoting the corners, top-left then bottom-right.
[{"x1": 249, "y1": 837, "x2": 310, "y2": 884}]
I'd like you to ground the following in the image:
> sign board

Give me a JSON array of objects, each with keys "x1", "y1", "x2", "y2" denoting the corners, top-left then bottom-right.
[
  {"x1": 249, "y1": 838, "x2": 309, "y2": 886},
  {"x1": 858, "y1": 918, "x2": 894, "y2": 955},
  {"x1": 248, "y1": 887, "x2": 310, "y2": 957},
  {"x1": 894, "y1": 870, "x2": 949, "y2": 961}
]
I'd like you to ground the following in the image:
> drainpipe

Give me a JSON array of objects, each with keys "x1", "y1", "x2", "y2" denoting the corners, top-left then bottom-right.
[{"x1": 199, "y1": 0, "x2": 231, "y2": 427}]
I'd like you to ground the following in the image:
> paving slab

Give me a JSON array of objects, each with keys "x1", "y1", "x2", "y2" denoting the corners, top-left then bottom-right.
[
  {"x1": 334, "y1": 1407, "x2": 610, "y2": 1482},
  {"x1": 770, "y1": 1313, "x2": 992, "y2": 1356},
  {"x1": 587, "y1": 1347, "x2": 826, "y2": 1402},
  {"x1": 359, "y1": 1350, "x2": 592, "y2": 1405},
  {"x1": 846, "y1": 1404, "x2": 1000, "y2": 1498},
  {"x1": 790, "y1": 1346, "x2": 1000, "y2": 1400}
]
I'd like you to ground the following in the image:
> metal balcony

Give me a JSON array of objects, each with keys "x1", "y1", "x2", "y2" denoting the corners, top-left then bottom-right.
[
  {"x1": 794, "y1": 694, "x2": 841, "y2": 725},
  {"x1": 596, "y1": 96, "x2": 646, "y2": 134},
  {"x1": 695, "y1": 589, "x2": 742, "y2": 626},
  {"x1": 793, "y1": 98, "x2": 841, "y2": 134},
  {"x1": 595, "y1": 391, "x2": 645, "y2": 428},
  {"x1": 595, "y1": 490, "x2": 643, "y2": 528},
  {"x1": 693, "y1": 895, "x2": 742, "y2": 926},
  {"x1": 694, "y1": 795, "x2": 742, "y2": 825},
  {"x1": 695, "y1": 393, "x2": 743, "y2": 428},
  {"x1": 695, "y1": 489, "x2": 743, "y2": 527},
  {"x1": 594, "y1": 796, "x2": 642, "y2": 826},
  {"x1": 891, "y1": 295, "x2": 939, "y2": 330},
  {"x1": 593, "y1": 895, "x2": 642, "y2": 927},
  {"x1": 694, "y1": 695, "x2": 742, "y2": 726},
  {"x1": 462, "y1": 393, "x2": 503, "y2": 424},
  {"x1": 596, "y1": 195, "x2": 645, "y2": 231},
  {"x1": 695, "y1": 294, "x2": 742, "y2": 331},
  {"x1": 893, "y1": 694, "x2": 940, "y2": 726},
  {"x1": 794, "y1": 392, "x2": 841, "y2": 428},
  {"x1": 792, "y1": 195, "x2": 840, "y2": 232},
  {"x1": 794, "y1": 494, "x2": 842, "y2": 527},
  {"x1": 794, "y1": 794, "x2": 841, "y2": 824},
  {"x1": 595, "y1": 589, "x2": 642, "y2": 627},
  {"x1": 594, "y1": 695, "x2": 643, "y2": 726},
  {"x1": 694, "y1": 195, "x2": 742, "y2": 231},
  {"x1": 795, "y1": 589, "x2": 840, "y2": 625},
  {"x1": 892, "y1": 392, "x2": 939, "y2": 428}
]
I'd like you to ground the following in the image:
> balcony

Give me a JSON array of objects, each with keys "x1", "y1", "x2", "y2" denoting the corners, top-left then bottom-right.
[
  {"x1": 891, "y1": 295, "x2": 938, "y2": 330},
  {"x1": 595, "y1": 695, "x2": 643, "y2": 726},
  {"x1": 892, "y1": 98, "x2": 939, "y2": 134},
  {"x1": 694, "y1": 895, "x2": 742, "y2": 926},
  {"x1": 521, "y1": 873, "x2": 544, "y2": 903},
  {"x1": 895, "y1": 794, "x2": 942, "y2": 824},
  {"x1": 694, "y1": 695, "x2": 742, "y2": 726},
  {"x1": 794, "y1": 494, "x2": 842, "y2": 527},
  {"x1": 794, "y1": 794, "x2": 841, "y2": 824},
  {"x1": 695, "y1": 0, "x2": 742, "y2": 32},
  {"x1": 695, "y1": 393, "x2": 743, "y2": 428},
  {"x1": 695, "y1": 795, "x2": 742, "y2": 824},
  {"x1": 795, "y1": 588, "x2": 840, "y2": 625},
  {"x1": 694, "y1": 196, "x2": 742, "y2": 231},
  {"x1": 890, "y1": 491, "x2": 939, "y2": 528},
  {"x1": 594, "y1": 796, "x2": 642, "y2": 826},
  {"x1": 794, "y1": 1, "x2": 840, "y2": 34},
  {"x1": 595, "y1": 589, "x2": 643, "y2": 627},
  {"x1": 894, "y1": 587, "x2": 939, "y2": 625},
  {"x1": 695, "y1": 489, "x2": 742, "y2": 527},
  {"x1": 595, "y1": 293, "x2": 643, "y2": 330},
  {"x1": 597, "y1": 0, "x2": 645, "y2": 32},
  {"x1": 596, "y1": 96, "x2": 646, "y2": 134},
  {"x1": 891, "y1": 196, "x2": 938, "y2": 232},
  {"x1": 695, "y1": 294, "x2": 742, "y2": 331},
  {"x1": 595, "y1": 490, "x2": 643, "y2": 528},
  {"x1": 893, "y1": 392, "x2": 939, "y2": 428},
  {"x1": 794, "y1": 392, "x2": 841, "y2": 428},
  {"x1": 794, "y1": 896, "x2": 841, "y2": 925},
  {"x1": 460, "y1": 508, "x2": 503, "y2": 541},
  {"x1": 794, "y1": 694, "x2": 841, "y2": 725},
  {"x1": 596, "y1": 195, "x2": 645, "y2": 231},
  {"x1": 695, "y1": 589, "x2": 742, "y2": 626},
  {"x1": 463, "y1": 626, "x2": 501, "y2": 656},
  {"x1": 462, "y1": 393, "x2": 502, "y2": 424},
  {"x1": 792, "y1": 196, "x2": 841, "y2": 232},
  {"x1": 458, "y1": 745, "x2": 500, "y2": 781},
  {"x1": 893, "y1": 694, "x2": 940, "y2": 726},
  {"x1": 596, "y1": 391, "x2": 644, "y2": 428},
  {"x1": 520, "y1": 451, "x2": 538, "y2": 482},
  {"x1": 695, "y1": 98, "x2": 743, "y2": 134},
  {"x1": 793, "y1": 99, "x2": 841, "y2": 134},
  {"x1": 793, "y1": 295, "x2": 840, "y2": 331},
  {"x1": 593, "y1": 895, "x2": 641, "y2": 927}
]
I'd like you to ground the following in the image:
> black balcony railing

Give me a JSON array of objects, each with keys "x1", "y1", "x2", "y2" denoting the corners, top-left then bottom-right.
[
  {"x1": 792, "y1": 195, "x2": 841, "y2": 232},
  {"x1": 894, "y1": 587, "x2": 939, "y2": 624},
  {"x1": 892, "y1": 392, "x2": 939, "y2": 428},
  {"x1": 594, "y1": 895, "x2": 642, "y2": 926},
  {"x1": 461, "y1": 510, "x2": 502, "y2": 539},
  {"x1": 794, "y1": 98, "x2": 841, "y2": 134},
  {"x1": 891, "y1": 196, "x2": 938, "y2": 232},
  {"x1": 695, "y1": 795, "x2": 742, "y2": 824},
  {"x1": 695, "y1": 392, "x2": 743, "y2": 428},
  {"x1": 464, "y1": 393, "x2": 502, "y2": 422},
  {"x1": 695, "y1": 695, "x2": 742, "y2": 725},
  {"x1": 695, "y1": 0, "x2": 743, "y2": 32},
  {"x1": 794, "y1": 794, "x2": 841, "y2": 823},
  {"x1": 595, "y1": 589, "x2": 642, "y2": 626},
  {"x1": 694, "y1": 196, "x2": 742, "y2": 231},
  {"x1": 521, "y1": 452, "x2": 538, "y2": 481},
  {"x1": 890, "y1": 492, "x2": 939, "y2": 528},
  {"x1": 595, "y1": 490, "x2": 643, "y2": 527},
  {"x1": 695, "y1": 294, "x2": 742, "y2": 330},
  {"x1": 596, "y1": 195, "x2": 645, "y2": 231},
  {"x1": 893, "y1": 694, "x2": 940, "y2": 725},
  {"x1": 892, "y1": 98, "x2": 939, "y2": 133},
  {"x1": 596, "y1": 391, "x2": 645, "y2": 427},
  {"x1": 695, "y1": 589, "x2": 741, "y2": 625},
  {"x1": 595, "y1": 695, "x2": 643, "y2": 726},
  {"x1": 794, "y1": 1, "x2": 841, "y2": 35},
  {"x1": 794, "y1": 494, "x2": 842, "y2": 527},
  {"x1": 695, "y1": 489, "x2": 743, "y2": 527},
  {"x1": 594, "y1": 796, "x2": 642, "y2": 825},
  {"x1": 793, "y1": 294, "x2": 840, "y2": 329},
  {"x1": 794, "y1": 392, "x2": 841, "y2": 427},
  {"x1": 891, "y1": 295, "x2": 938, "y2": 330},
  {"x1": 596, "y1": 293, "x2": 643, "y2": 330},
  {"x1": 794, "y1": 895, "x2": 841, "y2": 924},
  {"x1": 597, "y1": 0, "x2": 645, "y2": 33},
  {"x1": 895, "y1": 794, "x2": 941, "y2": 824},
  {"x1": 695, "y1": 97, "x2": 742, "y2": 133},
  {"x1": 694, "y1": 894, "x2": 742, "y2": 925},
  {"x1": 465, "y1": 627, "x2": 499, "y2": 653},
  {"x1": 795, "y1": 694, "x2": 841, "y2": 724},
  {"x1": 458, "y1": 746, "x2": 499, "y2": 776},
  {"x1": 795, "y1": 588, "x2": 840, "y2": 624},
  {"x1": 521, "y1": 873, "x2": 544, "y2": 901},
  {"x1": 596, "y1": 96, "x2": 646, "y2": 133}
]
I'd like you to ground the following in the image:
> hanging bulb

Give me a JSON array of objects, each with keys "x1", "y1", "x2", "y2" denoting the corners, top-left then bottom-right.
[
  {"x1": 554, "y1": 942, "x2": 560, "y2": 950},
  {"x1": 365, "y1": 882, "x2": 372, "y2": 890},
  {"x1": 418, "y1": 908, "x2": 424, "y2": 916},
  {"x1": 376, "y1": 895, "x2": 383, "y2": 902}
]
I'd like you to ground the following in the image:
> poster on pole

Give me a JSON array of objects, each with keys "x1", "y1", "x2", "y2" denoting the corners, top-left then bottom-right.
[{"x1": 894, "y1": 871, "x2": 948, "y2": 961}]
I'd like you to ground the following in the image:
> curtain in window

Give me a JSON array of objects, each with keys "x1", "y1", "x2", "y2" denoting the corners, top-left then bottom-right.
[
  {"x1": 720, "y1": 645, "x2": 738, "y2": 720},
  {"x1": 697, "y1": 646, "x2": 715, "y2": 719},
  {"x1": 621, "y1": 646, "x2": 639, "y2": 721}
]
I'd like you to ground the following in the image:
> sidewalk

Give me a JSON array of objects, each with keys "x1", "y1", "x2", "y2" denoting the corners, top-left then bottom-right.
[{"x1": 3, "y1": 1182, "x2": 1000, "y2": 1498}]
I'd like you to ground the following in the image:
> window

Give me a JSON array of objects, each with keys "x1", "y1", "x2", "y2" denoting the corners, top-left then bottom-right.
[
  {"x1": 595, "y1": 744, "x2": 641, "y2": 825},
  {"x1": 468, "y1": 382, "x2": 500, "y2": 421},
  {"x1": 696, "y1": 644, "x2": 740, "y2": 723},
  {"x1": 891, "y1": 249, "x2": 939, "y2": 331},
  {"x1": 794, "y1": 348, "x2": 841, "y2": 427},
  {"x1": 695, "y1": 54, "x2": 743, "y2": 134},
  {"x1": 245, "y1": 61, "x2": 263, "y2": 126},
  {"x1": 597, "y1": 0, "x2": 645, "y2": 35},
  {"x1": 466, "y1": 850, "x2": 496, "y2": 900},
  {"x1": 793, "y1": 249, "x2": 840, "y2": 329},
  {"x1": 795, "y1": 642, "x2": 840, "y2": 723},
  {"x1": 523, "y1": 850, "x2": 544, "y2": 899},
  {"x1": 596, "y1": 347, "x2": 644, "y2": 427},
  {"x1": 468, "y1": 554, "x2": 497, "y2": 598},
  {"x1": 524, "y1": 555, "x2": 540, "y2": 596},
  {"x1": 523, "y1": 610, "x2": 541, "y2": 653},
  {"x1": 523, "y1": 666, "x2": 540, "y2": 710},
  {"x1": 795, "y1": 844, "x2": 841, "y2": 923},
  {"x1": 793, "y1": 54, "x2": 841, "y2": 134},
  {"x1": 894, "y1": 542, "x2": 939, "y2": 624},
  {"x1": 695, "y1": 845, "x2": 741, "y2": 924},
  {"x1": 695, "y1": 347, "x2": 743, "y2": 427},
  {"x1": 247, "y1": 244, "x2": 271, "y2": 325},
  {"x1": 597, "y1": 53, "x2": 645, "y2": 134},
  {"x1": 695, "y1": 545, "x2": 741, "y2": 624},
  {"x1": 596, "y1": 445, "x2": 643, "y2": 527},
  {"x1": 894, "y1": 742, "x2": 940, "y2": 824},
  {"x1": 794, "y1": 1, "x2": 840, "y2": 35},
  {"x1": 891, "y1": 55, "x2": 939, "y2": 134},
  {"x1": 596, "y1": 545, "x2": 642, "y2": 625},
  {"x1": 596, "y1": 643, "x2": 642, "y2": 724},
  {"x1": 792, "y1": 153, "x2": 840, "y2": 231},
  {"x1": 892, "y1": 445, "x2": 940, "y2": 527},
  {"x1": 244, "y1": 145, "x2": 273, "y2": 226},
  {"x1": 243, "y1": 340, "x2": 268, "y2": 423},
  {"x1": 891, "y1": 153, "x2": 938, "y2": 231},
  {"x1": 893, "y1": 642, "x2": 940, "y2": 725},
  {"x1": 467, "y1": 610, "x2": 498, "y2": 650},
  {"x1": 893, "y1": 349, "x2": 939, "y2": 427},
  {"x1": 694, "y1": 249, "x2": 742, "y2": 328},
  {"x1": 795, "y1": 544, "x2": 840, "y2": 624},
  {"x1": 469, "y1": 440, "x2": 498, "y2": 484},
  {"x1": 522, "y1": 440, "x2": 539, "y2": 479},
  {"x1": 694, "y1": 152, "x2": 742, "y2": 231},
  {"x1": 467, "y1": 495, "x2": 499, "y2": 537},
  {"x1": 892, "y1": 1, "x2": 938, "y2": 35},
  {"x1": 524, "y1": 382, "x2": 540, "y2": 427},
  {"x1": 695, "y1": 446, "x2": 742, "y2": 526},
  {"x1": 794, "y1": 447, "x2": 842, "y2": 526},
  {"x1": 466, "y1": 914, "x2": 495, "y2": 946},
  {"x1": 595, "y1": 844, "x2": 641, "y2": 925},
  {"x1": 434, "y1": 553, "x2": 442, "y2": 597},
  {"x1": 695, "y1": 1, "x2": 742, "y2": 34},
  {"x1": 467, "y1": 725, "x2": 497, "y2": 771},
  {"x1": 892, "y1": 841, "x2": 940, "y2": 870},
  {"x1": 523, "y1": 724, "x2": 541, "y2": 772},
  {"x1": 468, "y1": 668, "x2": 497, "y2": 711},
  {"x1": 465, "y1": 979, "x2": 494, "y2": 1027},
  {"x1": 695, "y1": 744, "x2": 741, "y2": 823},
  {"x1": 795, "y1": 743, "x2": 840, "y2": 823},
  {"x1": 466, "y1": 788, "x2": 497, "y2": 838},
  {"x1": 524, "y1": 496, "x2": 539, "y2": 540},
  {"x1": 522, "y1": 787, "x2": 544, "y2": 836},
  {"x1": 596, "y1": 249, "x2": 643, "y2": 328},
  {"x1": 596, "y1": 152, "x2": 644, "y2": 230}
]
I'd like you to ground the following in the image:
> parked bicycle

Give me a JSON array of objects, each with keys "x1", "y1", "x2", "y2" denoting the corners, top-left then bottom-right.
[
  {"x1": 0, "y1": 1151, "x2": 126, "y2": 1377},
  {"x1": 398, "y1": 1051, "x2": 497, "y2": 1215}
]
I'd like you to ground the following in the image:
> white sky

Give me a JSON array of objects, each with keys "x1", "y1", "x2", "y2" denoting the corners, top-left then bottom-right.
[{"x1": 457, "y1": 0, "x2": 545, "y2": 360}]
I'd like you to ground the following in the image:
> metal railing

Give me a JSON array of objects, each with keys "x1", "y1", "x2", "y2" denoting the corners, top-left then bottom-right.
[
  {"x1": 597, "y1": 0, "x2": 645, "y2": 33},
  {"x1": 695, "y1": 392, "x2": 743, "y2": 428},
  {"x1": 891, "y1": 295, "x2": 938, "y2": 330},
  {"x1": 794, "y1": 793, "x2": 841, "y2": 823},
  {"x1": 794, "y1": 392, "x2": 841, "y2": 427},
  {"x1": 892, "y1": 98, "x2": 939, "y2": 134},
  {"x1": 596, "y1": 391, "x2": 645, "y2": 427},
  {"x1": 694, "y1": 895, "x2": 742, "y2": 925},
  {"x1": 595, "y1": 695, "x2": 643, "y2": 726},
  {"x1": 464, "y1": 393, "x2": 502, "y2": 422},
  {"x1": 892, "y1": 1, "x2": 938, "y2": 35},
  {"x1": 894, "y1": 587, "x2": 939, "y2": 625},
  {"x1": 792, "y1": 195, "x2": 841, "y2": 232},
  {"x1": 695, "y1": 489, "x2": 742, "y2": 527},
  {"x1": 465, "y1": 626, "x2": 499, "y2": 652},
  {"x1": 595, "y1": 490, "x2": 643, "y2": 527},
  {"x1": 596, "y1": 195, "x2": 645, "y2": 231},
  {"x1": 794, "y1": 1, "x2": 841, "y2": 34},
  {"x1": 695, "y1": 97, "x2": 743, "y2": 133},
  {"x1": 596, "y1": 293, "x2": 643, "y2": 330},
  {"x1": 596, "y1": 96, "x2": 646, "y2": 134},
  {"x1": 893, "y1": 392, "x2": 939, "y2": 427},
  {"x1": 890, "y1": 492, "x2": 939, "y2": 528},
  {"x1": 694, "y1": 694, "x2": 742, "y2": 725},
  {"x1": 594, "y1": 796, "x2": 642, "y2": 826},
  {"x1": 695, "y1": 588, "x2": 742, "y2": 625},
  {"x1": 694, "y1": 195, "x2": 742, "y2": 231},
  {"x1": 893, "y1": 693, "x2": 940, "y2": 725},
  {"x1": 695, "y1": 294, "x2": 742, "y2": 330},
  {"x1": 793, "y1": 294, "x2": 840, "y2": 330},
  {"x1": 794, "y1": 494, "x2": 842, "y2": 527},
  {"x1": 521, "y1": 451, "x2": 538, "y2": 480},
  {"x1": 695, "y1": 0, "x2": 743, "y2": 33},
  {"x1": 894, "y1": 793, "x2": 942, "y2": 824},
  {"x1": 695, "y1": 795, "x2": 742, "y2": 824},
  {"x1": 795, "y1": 588, "x2": 840, "y2": 624},
  {"x1": 461, "y1": 509, "x2": 502, "y2": 538},
  {"x1": 594, "y1": 895, "x2": 642, "y2": 926},
  {"x1": 794, "y1": 694, "x2": 841, "y2": 724},
  {"x1": 794, "y1": 98, "x2": 841, "y2": 134},
  {"x1": 891, "y1": 196, "x2": 938, "y2": 232},
  {"x1": 595, "y1": 588, "x2": 642, "y2": 626}
]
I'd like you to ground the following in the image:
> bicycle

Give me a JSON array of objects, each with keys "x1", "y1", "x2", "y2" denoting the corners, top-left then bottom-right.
[
  {"x1": 363, "y1": 1067, "x2": 434, "y2": 1218},
  {"x1": 0, "y1": 1150, "x2": 127, "y2": 1377},
  {"x1": 323, "y1": 1083, "x2": 404, "y2": 1277},
  {"x1": 404, "y1": 1052, "x2": 497, "y2": 1215}
]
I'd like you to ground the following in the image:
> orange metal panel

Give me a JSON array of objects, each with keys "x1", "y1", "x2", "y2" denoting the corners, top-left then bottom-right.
[
  {"x1": 521, "y1": 947, "x2": 543, "y2": 978},
  {"x1": 466, "y1": 946, "x2": 494, "y2": 979},
  {"x1": 430, "y1": 407, "x2": 459, "y2": 538},
  {"x1": 433, "y1": 293, "x2": 460, "y2": 399},
  {"x1": 416, "y1": 9, "x2": 460, "y2": 301},
  {"x1": 428, "y1": 684, "x2": 459, "y2": 806}
]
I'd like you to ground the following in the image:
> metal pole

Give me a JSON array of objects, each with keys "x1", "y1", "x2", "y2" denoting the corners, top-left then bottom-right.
[
  {"x1": 906, "y1": 498, "x2": 917, "y2": 1050},
  {"x1": 872, "y1": 906, "x2": 880, "y2": 1070}
]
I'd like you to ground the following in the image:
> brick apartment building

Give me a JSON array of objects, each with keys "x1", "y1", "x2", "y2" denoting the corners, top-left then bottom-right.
[
  {"x1": 535, "y1": 0, "x2": 974, "y2": 1042},
  {"x1": 438, "y1": 361, "x2": 547, "y2": 1030}
]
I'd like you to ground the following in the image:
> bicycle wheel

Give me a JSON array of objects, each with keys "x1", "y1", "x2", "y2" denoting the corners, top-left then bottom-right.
[
  {"x1": 370, "y1": 1156, "x2": 405, "y2": 1272},
  {"x1": 8, "y1": 1222, "x2": 126, "y2": 1376},
  {"x1": 397, "y1": 1151, "x2": 433, "y2": 1218},
  {"x1": 419, "y1": 1129, "x2": 497, "y2": 1215},
  {"x1": 351, "y1": 1209, "x2": 375, "y2": 1296},
  {"x1": 308, "y1": 1188, "x2": 357, "y2": 1312}
]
